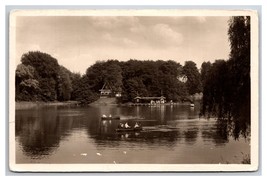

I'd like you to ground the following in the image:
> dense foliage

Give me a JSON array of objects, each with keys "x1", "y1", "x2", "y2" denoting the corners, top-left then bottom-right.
[
  {"x1": 201, "y1": 16, "x2": 251, "y2": 138},
  {"x1": 120, "y1": 60, "x2": 188, "y2": 102},
  {"x1": 183, "y1": 61, "x2": 202, "y2": 95},
  {"x1": 74, "y1": 59, "x2": 193, "y2": 103},
  {"x1": 16, "y1": 52, "x2": 203, "y2": 103},
  {"x1": 16, "y1": 51, "x2": 75, "y2": 102}
]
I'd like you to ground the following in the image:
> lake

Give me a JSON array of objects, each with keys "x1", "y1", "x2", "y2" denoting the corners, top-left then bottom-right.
[{"x1": 15, "y1": 103, "x2": 250, "y2": 164}]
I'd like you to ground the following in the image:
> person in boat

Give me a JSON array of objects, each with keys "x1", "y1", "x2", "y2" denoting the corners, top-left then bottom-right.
[
  {"x1": 118, "y1": 123, "x2": 124, "y2": 128},
  {"x1": 134, "y1": 122, "x2": 140, "y2": 128},
  {"x1": 125, "y1": 122, "x2": 131, "y2": 129}
]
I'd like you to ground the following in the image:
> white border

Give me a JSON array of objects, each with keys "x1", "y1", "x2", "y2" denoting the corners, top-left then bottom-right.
[{"x1": 9, "y1": 9, "x2": 259, "y2": 172}]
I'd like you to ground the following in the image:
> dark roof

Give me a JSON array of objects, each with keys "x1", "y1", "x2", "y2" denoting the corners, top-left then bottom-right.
[
  {"x1": 99, "y1": 89, "x2": 111, "y2": 91},
  {"x1": 99, "y1": 82, "x2": 112, "y2": 91}
]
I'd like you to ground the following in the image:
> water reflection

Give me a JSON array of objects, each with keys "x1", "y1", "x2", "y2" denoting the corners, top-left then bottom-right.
[
  {"x1": 16, "y1": 108, "x2": 62, "y2": 158},
  {"x1": 15, "y1": 103, "x2": 250, "y2": 163},
  {"x1": 201, "y1": 120, "x2": 229, "y2": 146},
  {"x1": 183, "y1": 128, "x2": 199, "y2": 145}
]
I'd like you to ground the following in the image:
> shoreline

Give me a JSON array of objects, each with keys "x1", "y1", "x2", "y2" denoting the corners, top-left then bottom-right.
[
  {"x1": 16, "y1": 100, "x2": 198, "y2": 110},
  {"x1": 15, "y1": 101, "x2": 79, "y2": 110},
  {"x1": 121, "y1": 102, "x2": 195, "y2": 106}
]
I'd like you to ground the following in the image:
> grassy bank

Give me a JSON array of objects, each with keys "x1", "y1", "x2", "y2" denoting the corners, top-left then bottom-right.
[{"x1": 15, "y1": 101, "x2": 79, "y2": 110}]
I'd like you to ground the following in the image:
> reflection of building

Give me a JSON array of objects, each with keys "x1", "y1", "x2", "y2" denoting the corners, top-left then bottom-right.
[{"x1": 134, "y1": 96, "x2": 166, "y2": 104}]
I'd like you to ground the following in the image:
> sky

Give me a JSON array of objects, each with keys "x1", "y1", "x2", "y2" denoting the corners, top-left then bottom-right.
[{"x1": 16, "y1": 16, "x2": 231, "y2": 74}]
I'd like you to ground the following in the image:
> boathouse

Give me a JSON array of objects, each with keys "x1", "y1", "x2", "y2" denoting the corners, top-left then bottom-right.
[{"x1": 134, "y1": 96, "x2": 166, "y2": 104}]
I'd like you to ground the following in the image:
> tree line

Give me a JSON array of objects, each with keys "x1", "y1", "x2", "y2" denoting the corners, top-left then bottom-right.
[{"x1": 15, "y1": 52, "x2": 202, "y2": 104}]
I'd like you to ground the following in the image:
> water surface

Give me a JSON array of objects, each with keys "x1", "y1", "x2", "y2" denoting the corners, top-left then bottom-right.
[{"x1": 15, "y1": 103, "x2": 250, "y2": 164}]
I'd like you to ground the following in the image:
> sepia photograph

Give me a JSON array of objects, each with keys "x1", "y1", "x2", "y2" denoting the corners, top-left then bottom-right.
[{"x1": 9, "y1": 9, "x2": 259, "y2": 172}]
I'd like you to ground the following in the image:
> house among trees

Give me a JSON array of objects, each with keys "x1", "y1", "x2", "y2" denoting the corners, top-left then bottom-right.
[
  {"x1": 99, "y1": 82, "x2": 121, "y2": 98},
  {"x1": 134, "y1": 96, "x2": 166, "y2": 104},
  {"x1": 99, "y1": 82, "x2": 112, "y2": 97}
]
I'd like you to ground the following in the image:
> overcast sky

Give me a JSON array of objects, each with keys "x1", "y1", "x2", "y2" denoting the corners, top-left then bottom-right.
[{"x1": 16, "y1": 16, "x2": 230, "y2": 74}]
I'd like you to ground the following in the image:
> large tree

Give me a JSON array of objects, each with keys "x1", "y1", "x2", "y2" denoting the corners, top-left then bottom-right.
[
  {"x1": 201, "y1": 60, "x2": 231, "y2": 118},
  {"x1": 158, "y1": 60, "x2": 187, "y2": 101},
  {"x1": 228, "y1": 16, "x2": 251, "y2": 137},
  {"x1": 15, "y1": 64, "x2": 39, "y2": 101},
  {"x1": 71, "y1": 75, "x2": 98, "y2": 104},
  {"x1": 17, "y1": 51, "x2": 60, "y2": 101},
  {"x1": 57, "y1": 66, "x2": 72, "y2": 101},
  {"x1": 201, "y1": 16, "x2": 251, "y2": 138},
  {"x1": 200, "y1": 61, "x2": 212, "y2": 85},
  {"x1": 182, "y1": 61, "x2": 202, "y2": 95},
  {"x1": 86, "y1": 60, "x2": 123, "y2": 94}
]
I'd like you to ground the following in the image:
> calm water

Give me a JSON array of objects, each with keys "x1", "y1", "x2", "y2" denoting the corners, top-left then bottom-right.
[{"x1": 15, "y1": 103, "x2": 250, "y2": 164}]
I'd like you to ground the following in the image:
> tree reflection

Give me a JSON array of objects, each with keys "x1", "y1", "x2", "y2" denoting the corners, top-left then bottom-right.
[
  {"x1": 183, "y1": 128, "x2": 199, "y2": 145},
  {"x1": 16, "y1": 104, "x2": 249, "y2": 163},
  {"x1": 15, "y1": 107, "x2": 74, "y2": 159},
  {"x1": 201, "y1": 120, "x2": 229, "y2": 146}
]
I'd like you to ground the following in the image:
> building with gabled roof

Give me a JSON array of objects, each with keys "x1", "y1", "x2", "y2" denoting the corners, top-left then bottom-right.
[{"x1": 99, "y1": 82, "x2": 121, "y2": 98}]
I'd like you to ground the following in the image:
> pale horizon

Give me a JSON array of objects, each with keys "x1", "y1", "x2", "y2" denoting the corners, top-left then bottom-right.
[{"x1": 16, "y1": 16, "x2": 231, "y2": 74}]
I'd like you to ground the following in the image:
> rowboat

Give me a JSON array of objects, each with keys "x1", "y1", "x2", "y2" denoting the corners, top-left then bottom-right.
[
  {"x1": 101, "y1": 116, "x2": 120, "y2": 120},
  {"x1": 115, "y1": 127, "x2": 142, "y2": 132}
]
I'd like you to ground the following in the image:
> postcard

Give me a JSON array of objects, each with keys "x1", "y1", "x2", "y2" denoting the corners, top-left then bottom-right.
[{"x1": 9, "y1": 9, "x2": 259, "y2": 172}]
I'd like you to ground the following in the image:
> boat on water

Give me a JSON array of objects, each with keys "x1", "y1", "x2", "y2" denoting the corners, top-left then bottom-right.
[
  {"x1": 115, "y1": 127, "x2": 142, "y2": 132},
  {"x1": 101, "y1": 116, "x2": 120, "y2": 120},
  {"x1": 190, "y1": 103, "x2": 195, "y2": 107},
  {"x1": 116, "y1": 122, "x2": 142, "y2": 132}
]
